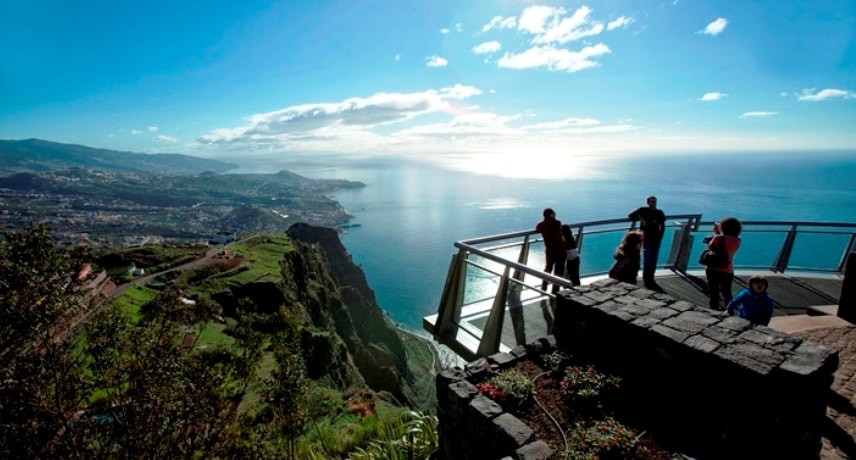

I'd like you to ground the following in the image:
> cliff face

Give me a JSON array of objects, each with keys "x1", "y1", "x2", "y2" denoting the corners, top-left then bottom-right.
[
  {"x1": 283, "y1": 223, "x2": 414, "y2": 405},
  {"x1": 209, "y1": 223, "x2": 420, "y2": 406}
]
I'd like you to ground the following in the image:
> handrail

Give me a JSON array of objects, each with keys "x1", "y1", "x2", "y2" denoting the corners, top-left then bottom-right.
[{"x1": 425, "y1": 215, "x2": 856, "y2": 361}]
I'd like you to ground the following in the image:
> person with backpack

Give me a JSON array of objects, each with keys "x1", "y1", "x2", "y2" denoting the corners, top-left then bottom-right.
[{"x1": 705, "y1": 217, "x2": 742, "y2": 310}]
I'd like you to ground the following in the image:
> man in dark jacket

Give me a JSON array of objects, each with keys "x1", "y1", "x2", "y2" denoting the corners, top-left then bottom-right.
[
  {"x1": 628, "y1": 196, "x2": 666, "y2": 289},
  {"x1": 536, "y1": 208, "x2": 566, "y2": 294}
]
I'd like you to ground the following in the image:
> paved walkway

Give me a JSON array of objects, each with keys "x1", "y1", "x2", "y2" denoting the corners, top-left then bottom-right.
[{"x1": 792, "y1": 325, "x2": 856, "y2": 459}]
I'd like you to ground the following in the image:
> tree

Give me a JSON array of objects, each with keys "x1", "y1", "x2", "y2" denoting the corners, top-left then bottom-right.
[
  {"x1": 264, "y1": 309, "x2": 310, "y2": 460},
  {"x1": 0, "y1": 225, "x2": 245, "y2": 458},
  {"x1": 0, "y1": 224, "x2": 94, "y2": 458}
]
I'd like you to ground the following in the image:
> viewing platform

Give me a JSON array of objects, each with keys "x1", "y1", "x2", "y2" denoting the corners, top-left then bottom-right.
[
  {"x1": 423, "y1": 215, "x2": 855, "y2": 361},
  {"x1": 425, "y1": 215, "x2": 856, "y2": 458}
]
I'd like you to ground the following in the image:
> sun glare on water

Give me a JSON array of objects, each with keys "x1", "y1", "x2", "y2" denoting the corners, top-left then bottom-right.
[{"x1": 430, "y1": 151, "x2": 604, "y2": 180}]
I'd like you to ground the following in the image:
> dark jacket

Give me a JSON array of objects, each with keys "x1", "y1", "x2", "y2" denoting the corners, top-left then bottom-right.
[{"x1": 628, "y1": 207, "x2": 666, "y2": 240}]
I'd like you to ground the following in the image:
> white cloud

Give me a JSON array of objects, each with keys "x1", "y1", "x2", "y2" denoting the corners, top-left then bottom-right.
[
  {"x1": 198, "y1": 85, "x2": 484, "y2": 147},
  {"x1": 700, "y1": 92, "x2": 727, "y2": 101},
  {"x1": 154, "y1": 135, "x2": 177, "y2": 143},
  {"x1": 395, "y1": 54, "x2": 401, "y2": 61},
  {"x1": 482, "y1": 6, "x2": 623, "y2": 73},
  {"x1": 522, "y1": 117, "x2": 600, "y2": 130},
  {"x1": 521, "y1": 5, "x2": 605, "y2": 45},
  {"x1": 455, "y1": 23, "x2": 463, "y2": 32},
  {"x1": 701, "y1": 18, "x2": 728, "y2": 36},
  {"x1": 482, "y1": 15, "x2": 517, "y2": 32},
  {"x1": 147, "y1": 126, "x2": 158, "y2": 132},
  {"x1": 131, "y1": 129, "x2": 142, "y2": 135},
  {"x1": 740, "y1": 111, "x2": 777, "y2": 118},
  {"x1": 517, "y1": 5, "x2": 557, "y2": 34},
  {"x1": 195, "y1": 86, "x2": 650, "y2": 159},
  {"x1": 497, "y1": 43, "x2": 610, "y2": 73},
  {"x1": 607, "y1": 16, "x2": 634, "y2": 30},
  {"x1": 396, "y1": 113, "x2": 524, "y2": 139},
  {"x1": 426, "y1": 55, "x2": 448, "y2": 67},
  {"x1": 797, "y1": 88, "x2": 856, "y2": 101},
  {"x1": 440, "y1": 28, "x2": 449, "y2": 34},
  {"x1": 473, "y1": 41, "x2": 502, "y2": 54}
]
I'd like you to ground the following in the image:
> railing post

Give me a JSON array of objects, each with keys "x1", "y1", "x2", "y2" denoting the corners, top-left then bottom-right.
[
  {"x1": 576, "y1": 225, "x2": 585, "y2": 251},
  {"x1": 668, "y1": 217, "x2": 697, "y2": 273},
  {"x1": 772, "y1": 224, "x2": 798, "y2": 273},
  {"x1": 476, "y1": 266, "x2": 511, "y2": 357},
  {"x1": 839, "y1": 251, "x2": 856, "y2": 323},
  {"x1": 434, "y1": 248, "x2": 468, "y2": 337},
  {"x1": 838, "y1": 234, "x2": 856, "y2": 274},
  {"x1": 513, "y1": 235, "x2": 531, "y2": 282}
]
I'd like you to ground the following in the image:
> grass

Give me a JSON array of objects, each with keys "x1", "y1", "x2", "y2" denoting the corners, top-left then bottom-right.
[
  {"x1": 108, "y1": 285, "x2": 159, "y2": 320},
  {"x1": 197, "y1": 233, "x2": 292, "y2": 291},
  {"x1": 194, "y1": 322, "x2": 235, "y2": 348},
  {"x1": 102, "y1": 232, "x2": 442, "y2": 457}
]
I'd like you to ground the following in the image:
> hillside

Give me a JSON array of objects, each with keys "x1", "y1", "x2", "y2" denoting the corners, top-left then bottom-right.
[
  {"x1": 0, "y1": 141, "x2": 365, "y2": 246},
  {"x1": 1, "y1": 224, "x2": 438, "y2": 457},
  {"x1": 111, "y1": 225, "x2": 436, "y2": 409},
  {"x1": 0, "y1": 138, "x2": 239, "y2": 174}
]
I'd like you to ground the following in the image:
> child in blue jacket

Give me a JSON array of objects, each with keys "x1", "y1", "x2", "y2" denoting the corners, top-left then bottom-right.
[{"x1": 726, "y1": 274, "x2": 774, "y2": 326}]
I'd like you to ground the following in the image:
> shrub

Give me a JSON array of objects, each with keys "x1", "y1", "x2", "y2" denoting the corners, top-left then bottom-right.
[
  {"x1": 476, "y1": 367, "x2": 534, "y2": 406},
  {"x1": 560, "y1": 366, "x2": 621, "y2": 404},
  {"x1": 541, "y1": 350, "x2": 570, "y2": 374},
  {"x1": 568, "y1": 417, "x2": 641, "y2": 458}
]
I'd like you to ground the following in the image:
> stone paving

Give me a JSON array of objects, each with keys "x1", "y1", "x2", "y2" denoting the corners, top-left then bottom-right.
[{"x1": 793, "y1": 325, "x2": 856, "y2": 459}]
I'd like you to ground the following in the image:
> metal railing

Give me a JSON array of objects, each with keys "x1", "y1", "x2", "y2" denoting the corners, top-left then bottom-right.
[{"x1": 423, "y1": 215, "x2": 856, "y2": 360}]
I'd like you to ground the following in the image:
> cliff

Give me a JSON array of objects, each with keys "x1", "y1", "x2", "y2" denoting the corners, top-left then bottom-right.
[{"x1": 213, "y1": 223, "x2": 422, "y2": 407}]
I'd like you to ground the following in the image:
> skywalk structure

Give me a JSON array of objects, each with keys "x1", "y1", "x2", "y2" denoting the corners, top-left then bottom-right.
[
  {"x1": 424, "y1": 215, "x2": 855, "y2": 361},
  {"x1": 426, "y1": 215, "x2": 856, "y2": 458}
]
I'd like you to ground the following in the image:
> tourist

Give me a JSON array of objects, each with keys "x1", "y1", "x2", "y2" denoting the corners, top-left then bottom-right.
[
  {"x1": 562, "y1": 224, "x2": 581, "y2": 287},
  {"x1": 726, "y1": 274, "x2": 774, "y2": 325},
  {"x1": 705, "y1": 217, "x2": 742, "y2": 310},
  {"x1": 536, "y1": 208, "x2": 566, "y2": 294},
  {"x1": 628, "y1": 195, "x2": 666, "y2": 289},
  {"x1": 608, "y1": 231, "x2": 643, "y2": 285}
]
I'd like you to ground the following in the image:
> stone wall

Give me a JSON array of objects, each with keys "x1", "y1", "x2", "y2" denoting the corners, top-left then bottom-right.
[
  {"x1": 435, "y1": 338, "x2": 557, "y2": 460},
  {"x1": 435, "y1": 279, "x2": 839, "y2": 459}
]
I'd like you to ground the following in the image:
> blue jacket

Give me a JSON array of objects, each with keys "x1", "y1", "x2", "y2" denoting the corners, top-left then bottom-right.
[{"x1": 726, "y1": 288, "x2": 774, "y2": 326}]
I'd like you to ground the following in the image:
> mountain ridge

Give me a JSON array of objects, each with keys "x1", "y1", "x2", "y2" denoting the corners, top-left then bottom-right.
[{"x1": 0, "y1": 138, "x2": 239, "y2": 175}]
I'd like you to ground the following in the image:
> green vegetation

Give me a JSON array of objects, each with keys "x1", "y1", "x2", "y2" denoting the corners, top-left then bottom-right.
[
  {"x1": 108, "y1": 244, "x2": 209, "y2": 271},
  {"x1": 1, "y1": 226, "x2": 439, "y2": 459},
  {"x1": 476, "y1": 367, "x2": 536, "y2": 407}
]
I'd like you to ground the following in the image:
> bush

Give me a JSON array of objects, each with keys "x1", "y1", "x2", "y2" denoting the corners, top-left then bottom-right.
[
  {"x1": 476, "y1": 367, "x2": 535, "y2": 407},
  {"x1": 560, "y1": 366, "x2": 621, "y2": 404}
]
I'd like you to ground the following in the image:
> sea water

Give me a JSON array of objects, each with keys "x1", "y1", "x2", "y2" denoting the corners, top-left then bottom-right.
[{"x1": 244, "y1": 151, "x2": 856, "y2": 331}]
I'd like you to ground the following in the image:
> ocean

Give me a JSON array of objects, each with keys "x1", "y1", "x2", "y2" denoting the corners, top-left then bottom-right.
[{"x1": 238, "y1": 151, "x2": 856, "y2": 331}]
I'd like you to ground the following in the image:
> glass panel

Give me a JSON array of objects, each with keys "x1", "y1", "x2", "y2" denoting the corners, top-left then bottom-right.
[
  {"x1": 503, "y1": 281, "x2": 554, "y2": 348},
  {"x1": 790, "y1": 232, "x2": 851, "y2": 271},
  {"x1": 462, "y1": 261, "x2": 501, "y2": 306}
]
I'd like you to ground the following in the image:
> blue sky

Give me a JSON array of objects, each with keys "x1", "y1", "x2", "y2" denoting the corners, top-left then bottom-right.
[{"x1": 1, "y1": 0, "x2": 854, "y2": 166}]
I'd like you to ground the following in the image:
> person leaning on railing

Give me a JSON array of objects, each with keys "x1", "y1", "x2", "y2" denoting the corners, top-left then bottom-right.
[
  {"x1": 628, "y1": 195, "x2": 666, "y2": 289},
  {"x1": 705, "y1": 217, "x2": 742, "y2": 310},
  {"x1": 536, "y1": 208, "x2": 566, "y2": 294}
]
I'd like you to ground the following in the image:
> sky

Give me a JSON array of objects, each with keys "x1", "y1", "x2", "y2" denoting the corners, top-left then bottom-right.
[{"x1": 1, "y1": 0, "x2": 855, "y2": 169}]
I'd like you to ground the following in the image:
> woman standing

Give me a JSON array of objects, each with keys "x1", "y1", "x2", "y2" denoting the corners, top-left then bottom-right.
[
  {"x1": 705, "y1": 217, "x2": 742, "y2": 310},
  {"x1": 561, "y1": 224, "x2": 581, "y2": 286},
  {"x1": 608, "y1": 230, "x2": 643, "y2": 285}
]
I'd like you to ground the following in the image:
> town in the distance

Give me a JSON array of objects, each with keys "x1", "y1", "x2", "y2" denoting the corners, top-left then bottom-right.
[{"x1": 0, "y1": 139, "x2": 363, "y2": 247}]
